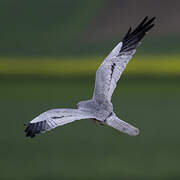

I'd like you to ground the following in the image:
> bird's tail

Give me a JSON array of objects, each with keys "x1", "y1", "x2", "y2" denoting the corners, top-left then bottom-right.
[{"x1": 105, "y1": 112, "x2": 139, "y2": 136}]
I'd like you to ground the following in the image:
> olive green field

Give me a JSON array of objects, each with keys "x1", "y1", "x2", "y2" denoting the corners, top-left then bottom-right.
[{"x1": 0, "y1": 58, "x2": 180, "y2": 179}]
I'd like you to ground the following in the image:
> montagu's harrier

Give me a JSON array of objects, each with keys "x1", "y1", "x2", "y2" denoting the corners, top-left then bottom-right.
[{"x1": 25, "y1": 17, "x2": 155, "y2": 138}]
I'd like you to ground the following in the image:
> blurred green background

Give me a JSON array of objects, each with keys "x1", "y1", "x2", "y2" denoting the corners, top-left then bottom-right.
[{"x1": 0, "y1": 0, "x2": 180, "y2": 180}]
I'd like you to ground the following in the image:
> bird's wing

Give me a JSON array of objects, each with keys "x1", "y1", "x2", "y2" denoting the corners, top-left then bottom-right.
[
  {"x1": 25, "y1": 108, "x2": 94, "y2": 138},
  {"x1": 105, "y1": 112, "x2": 139, "y2": 136},
  {"x1": 93, "y1": 17, "x2": 155, "y2": 103}
]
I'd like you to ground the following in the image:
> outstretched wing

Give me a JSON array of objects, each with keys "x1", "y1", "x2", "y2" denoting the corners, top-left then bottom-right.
[
  {"x1": 25, "y1": 109, "x2": 94, "y2": 138},
  {"x1": 93, "y1": 17, "x2": 155, "y2": 103},
  {"x1": 105, "y1": 112, "x2": 139, "y2": 136}
]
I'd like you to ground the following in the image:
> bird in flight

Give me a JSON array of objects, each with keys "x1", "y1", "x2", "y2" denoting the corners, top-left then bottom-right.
[{"x1": 25, "y1": 16, "x2": 155, "y2": 138}]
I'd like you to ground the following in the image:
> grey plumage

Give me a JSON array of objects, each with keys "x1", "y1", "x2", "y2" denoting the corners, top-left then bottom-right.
[{"x1": 25, "y1": 17, "x2": 155, "y2": 138}]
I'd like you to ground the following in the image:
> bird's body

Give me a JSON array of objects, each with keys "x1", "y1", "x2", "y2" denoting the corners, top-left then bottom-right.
[
  {"x1": 25, "y1": 17, "x2": 155, "y2": 138},
  {"x1": 77, "y1": 99, "x2": 113, "y2": 120}
]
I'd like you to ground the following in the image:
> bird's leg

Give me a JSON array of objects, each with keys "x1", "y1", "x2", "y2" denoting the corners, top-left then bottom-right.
[{"x1": 93, "y1": 119, "x2": 104, "y2": 126}]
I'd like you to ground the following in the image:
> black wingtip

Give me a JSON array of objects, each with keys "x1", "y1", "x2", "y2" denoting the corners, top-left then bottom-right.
[
  {"x1": 123, "y1": 27, "x2": 132, "y2": 40},
  {"x1": 24, "y1": 121, "x2": 46, "y2": 138},
  {"x1": 151, "y1": 17, "x2": 156, "y2": 21},
  {"x1": 119, "y1": 16, "x2": 155, "y2": 53},
  {"x1": 25, "y1": 123, "x2": 36, "y2": 138}
]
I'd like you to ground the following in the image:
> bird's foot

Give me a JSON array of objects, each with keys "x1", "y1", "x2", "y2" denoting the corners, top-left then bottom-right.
[{"x1": 93, "y1": 119, "x2": 104, "y2": 126}]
